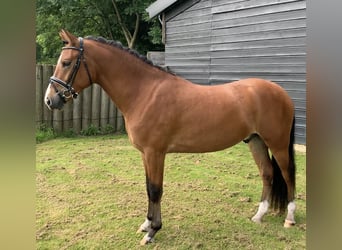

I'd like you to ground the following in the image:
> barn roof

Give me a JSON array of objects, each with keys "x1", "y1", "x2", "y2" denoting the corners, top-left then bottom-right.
[{"x1": 146, "y1": 0, "x2": 179, "y2": 18}]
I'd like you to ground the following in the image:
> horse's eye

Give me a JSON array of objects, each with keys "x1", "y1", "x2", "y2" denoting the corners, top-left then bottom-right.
[{"x1": 62, "y1": 61, "x2": 72, "y2": 68}]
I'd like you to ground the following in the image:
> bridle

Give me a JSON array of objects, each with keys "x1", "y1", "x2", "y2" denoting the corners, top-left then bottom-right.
[{"x1": 49, "y1": 37, "x2": 93, "y2": 102}]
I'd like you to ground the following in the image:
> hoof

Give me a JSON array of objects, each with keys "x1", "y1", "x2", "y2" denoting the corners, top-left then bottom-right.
[
  {"x1": 284, "y1": 219, "x2": 296, "y2": 228},
  {"x1": 136, "y1": 227, "x2": 148, "y2": 234},
  {"x1": 140, "y1": 235, "x2": 153, "y2": 245}
]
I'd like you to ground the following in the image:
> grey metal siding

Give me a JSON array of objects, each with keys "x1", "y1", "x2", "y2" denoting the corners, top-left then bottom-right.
[
  {"x1": 164, "y1": 0, "x2": 306, "y2": 144},
  {"x1": 165, "y1": 0, "x2": 212, "y2": 84}
]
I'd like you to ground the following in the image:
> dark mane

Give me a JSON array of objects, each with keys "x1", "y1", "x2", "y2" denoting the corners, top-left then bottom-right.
[{"x1": 85, "y1": 36, "x2": 173, "y2": 75}]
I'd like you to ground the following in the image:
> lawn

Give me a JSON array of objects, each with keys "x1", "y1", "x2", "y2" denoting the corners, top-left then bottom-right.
[{"x1": 36, "y1": 134, "x2": 306, "y2": 249}]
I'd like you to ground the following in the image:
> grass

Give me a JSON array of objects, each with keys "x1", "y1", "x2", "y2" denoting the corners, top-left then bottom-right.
[{"x1": 36, "y1": 135, "x2": 306, "y2": 249}]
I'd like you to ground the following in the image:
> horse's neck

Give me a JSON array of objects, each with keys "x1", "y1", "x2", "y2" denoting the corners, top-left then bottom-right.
[{"x1": 90, "y1": 44, "x2": 167, "y2": 116}]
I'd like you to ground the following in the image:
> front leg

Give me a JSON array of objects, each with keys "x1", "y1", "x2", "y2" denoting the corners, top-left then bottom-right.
[{"x1": 138, "y1": 151, "x2": 165, "y2": 245}]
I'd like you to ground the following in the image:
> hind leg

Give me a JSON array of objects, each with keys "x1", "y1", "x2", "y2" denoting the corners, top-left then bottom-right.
[
  {"x1": 271, "y1": 149, "x2": 296, "y2": 227},
  {"x1": 247, "y1": 135, "x2": 273, "y2": 223}
]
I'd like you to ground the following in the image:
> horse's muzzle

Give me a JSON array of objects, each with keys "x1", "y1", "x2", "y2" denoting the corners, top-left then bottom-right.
[{"x1": 45, "y1": 93, "x2": 64, "y2": 110}]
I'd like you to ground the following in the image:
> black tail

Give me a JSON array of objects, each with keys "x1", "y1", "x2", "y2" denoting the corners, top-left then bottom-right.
[{"x1": 270, "y1": 117, "x2": 296, "y2": 212}]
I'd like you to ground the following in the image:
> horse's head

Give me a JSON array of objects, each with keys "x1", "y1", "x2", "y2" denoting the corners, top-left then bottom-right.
[{"x1": 44, "y1": 30, "x2": 93, "y2": 110}]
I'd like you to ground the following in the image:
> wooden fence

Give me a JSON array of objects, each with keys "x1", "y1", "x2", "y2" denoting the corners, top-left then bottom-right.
[{"x1": 36, "y1": 64, "x2": 125, "y2": 134}]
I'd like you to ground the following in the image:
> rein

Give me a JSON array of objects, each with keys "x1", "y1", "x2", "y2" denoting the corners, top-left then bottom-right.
[{"x1": 49, "y1": 37, "x2": 93, "y2": 102}]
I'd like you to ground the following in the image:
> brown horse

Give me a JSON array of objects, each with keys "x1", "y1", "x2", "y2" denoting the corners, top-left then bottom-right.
[{"x1": 44, "y1": 30, "x2": 296, "y2": 245}]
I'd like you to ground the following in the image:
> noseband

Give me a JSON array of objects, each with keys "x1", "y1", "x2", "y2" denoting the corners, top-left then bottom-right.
[{"x1": 49, "y1": 37, "x2": 93, "y2": 102}]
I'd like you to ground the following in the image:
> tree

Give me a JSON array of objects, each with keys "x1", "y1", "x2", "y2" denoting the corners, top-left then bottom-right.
[
  {"x1": 36, "y1": 0, "x2": 163, "y2": 63},
  {"x1": 111, "y1": 0, "x2": 139, "y2": 48}
]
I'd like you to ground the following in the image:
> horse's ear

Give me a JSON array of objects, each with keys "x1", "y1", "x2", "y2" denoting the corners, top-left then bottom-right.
[{"x1": 59, "y1": 29, "x2": 78, "y2": 46}]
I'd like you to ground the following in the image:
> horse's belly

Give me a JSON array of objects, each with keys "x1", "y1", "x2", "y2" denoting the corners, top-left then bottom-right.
[
  {"x1": 166, "y1": 107, "x2": 251, "y2": 153},
  {"x1": 167, "y1": 127, "x2": 247, "y2": 153}
]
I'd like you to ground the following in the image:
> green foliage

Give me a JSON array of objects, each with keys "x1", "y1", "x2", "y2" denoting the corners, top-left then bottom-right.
[
  {"x1": 148, "y1": 21, "x2": 163, "y2": 45},
  {"x1": 36, "y1": 124, "x2": 56, "y2": 143},
  {"x1": 36, "y1": 123, "x2": 121, "y2": 143},
  {"x1": 36, "y1": 0, "x2": 163, "y2": 63},
  {"x1": 80, "y1": 124, "x2": 118, "y2": 136},
  {"x1": 102, "y1": 124, "x2": 115, "y2": 134},
  {"x1": 80, "y1": 124, "x2": 101, "y2": 136},
  {"x1": 61, "y1": 128, "x2": 77, "y2": 138}
]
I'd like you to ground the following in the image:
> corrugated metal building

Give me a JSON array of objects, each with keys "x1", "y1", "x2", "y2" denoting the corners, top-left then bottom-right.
[{"x1": 147, "y1": 0, "x2": 306, "y2": 144}]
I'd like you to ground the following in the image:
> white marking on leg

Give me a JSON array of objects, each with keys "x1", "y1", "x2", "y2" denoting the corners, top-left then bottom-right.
[
  {"x1": 284, "y1": 201, "x2": 296, "y2": 227},
  {"x1": 251, "y1": 200, "x2": 269, "y2": 223},
  {"x1": 137, "y1": 218, "x2": 152, "y2": 233}
]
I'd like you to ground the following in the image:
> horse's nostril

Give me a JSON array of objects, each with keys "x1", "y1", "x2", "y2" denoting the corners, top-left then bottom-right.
[{"x1": 46, "y1": 98, "x2": 51, "y2": 106}]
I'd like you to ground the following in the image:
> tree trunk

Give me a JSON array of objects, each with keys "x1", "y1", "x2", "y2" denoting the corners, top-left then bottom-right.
[{"x1": 111, "y1": 0, "x2": 140, "y2": 49}]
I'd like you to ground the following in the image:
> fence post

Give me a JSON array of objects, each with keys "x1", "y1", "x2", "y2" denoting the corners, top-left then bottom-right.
[
  {"x1": 109, "y1": 101, "x2": 117, "y2": 131},
  {"x1": 73, "y1": 93, "x2": 82, "y2": 134},
  {"x1": 91, "y1": 84, "x2": 101, "y2": 128},
  {"x1": 82, "y1": 85, "x2": 92, "y2": 131},
  {"x1": 53, "y1": 110, "x2": 63, "y2": 133},
  {"x1": 63, "y1": 101, "x2": 73, "y2": 132},
  {"x1": 100, "y1": 88, "x2": 110, "y2": 130}
]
